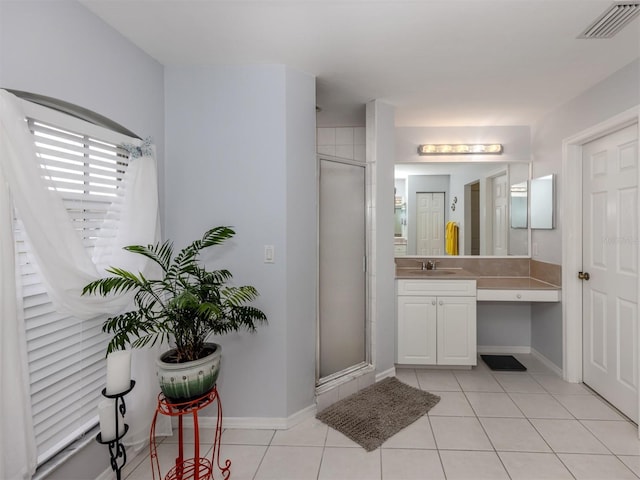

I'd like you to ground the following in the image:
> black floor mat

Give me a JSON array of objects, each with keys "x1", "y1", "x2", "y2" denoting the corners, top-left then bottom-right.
[{"x1": 481, "y1": 354, "x2": 527, "y2": 371}]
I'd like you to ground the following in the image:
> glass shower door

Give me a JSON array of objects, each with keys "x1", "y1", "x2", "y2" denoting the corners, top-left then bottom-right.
[{"x1": 318, "y1": 157, "x2": 367, "y2": 382}]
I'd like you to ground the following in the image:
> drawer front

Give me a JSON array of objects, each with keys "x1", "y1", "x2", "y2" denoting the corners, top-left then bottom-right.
[
  {"x1": 397, "y1": 279, "x2": 476, "y2": 297},
  {"x1": 477, "y1": 288, "x2": 560, "y2": 302},
  {"x1": 394, "y1": 244, "x2": 407, "y2": 256}
]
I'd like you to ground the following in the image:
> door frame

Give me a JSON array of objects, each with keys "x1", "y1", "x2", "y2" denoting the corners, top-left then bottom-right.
[
  {"x1": 562, "y1": 105, "x2": 640, "y2": 423},
  {"x1": 315, "y1": 154, "x2": 372, "y2": 388}
]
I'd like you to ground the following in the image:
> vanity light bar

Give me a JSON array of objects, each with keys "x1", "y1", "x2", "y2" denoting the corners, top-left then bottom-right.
[{"x1": 417, "y1": 144, "x2": 503, "y2": 155}]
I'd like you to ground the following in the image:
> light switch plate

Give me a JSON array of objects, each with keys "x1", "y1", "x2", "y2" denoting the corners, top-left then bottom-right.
[{"x1": 264, "y1": 245, "x2": 275, "y2": 263}]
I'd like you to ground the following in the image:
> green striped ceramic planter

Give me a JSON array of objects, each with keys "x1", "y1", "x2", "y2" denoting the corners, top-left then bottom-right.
[{"x1": 156, "y1": 343, "x2": 221, "y2": 403}]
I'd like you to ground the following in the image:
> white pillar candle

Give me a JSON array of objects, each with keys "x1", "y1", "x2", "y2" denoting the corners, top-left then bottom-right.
[
  {"x1": 105, "y1": 350, "x2": 131, "y2": 395},
  {"x1": 98, "y1": 399, "x2": 124, "y2": 442}
]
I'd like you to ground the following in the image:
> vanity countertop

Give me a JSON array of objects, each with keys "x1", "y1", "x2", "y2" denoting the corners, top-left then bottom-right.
[
  {"x1": 395, "y1": 268, "x2": 560, "y2": 290},
  {"x1": 395, "y1": 267, "x2": 476, "y2": 280}
]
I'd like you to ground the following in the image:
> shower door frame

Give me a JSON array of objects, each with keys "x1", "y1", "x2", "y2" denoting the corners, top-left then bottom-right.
[{"x1": 316, "y1": 154, "x2": 372, "y2": 388}]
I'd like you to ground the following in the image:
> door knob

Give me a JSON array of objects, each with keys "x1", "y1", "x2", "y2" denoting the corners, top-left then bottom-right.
[{"x1": 578, "y1": 271, "x2": 590, "y2": 281}]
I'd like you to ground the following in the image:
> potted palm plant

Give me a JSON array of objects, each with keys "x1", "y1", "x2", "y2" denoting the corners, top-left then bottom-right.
[{"x1": 83, "y1": 226, "x2": 267, "y2": 402}]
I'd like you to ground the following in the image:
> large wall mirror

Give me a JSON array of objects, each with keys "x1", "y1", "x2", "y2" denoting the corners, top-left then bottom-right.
[{"x1": 394, "y1": 161, "x2": 530, "y2": 257}]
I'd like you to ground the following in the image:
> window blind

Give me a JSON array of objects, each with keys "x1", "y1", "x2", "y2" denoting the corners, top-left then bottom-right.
[{"x1": 15, "y1": 116, "x2": 132, "y2": 464}]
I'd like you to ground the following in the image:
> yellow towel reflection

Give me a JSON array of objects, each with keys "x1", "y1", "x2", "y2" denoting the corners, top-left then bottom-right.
[{"x1": 445, "y1": 221, "x2": 458, "y2": 255}]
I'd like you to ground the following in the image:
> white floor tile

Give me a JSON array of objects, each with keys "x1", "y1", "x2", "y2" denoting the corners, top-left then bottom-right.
[
  {"x1": 473, "y1": 356, "x2": 492, "y2": 372},
  {"x1": 415, "y1": 369, "x2": 462, "y2": 391},
  {"x1": 554, "y1": 394, "x2": 625, "y2": 420},
  {"x1": 530, "y1": 419, "x2": 609, "y2": 454},
  {"x1": 217, "y1": 444, "x2": 267, "y2": 480},
  {"x1": 508, "y1": 392, "x2": 574, "y2": 419},
  {"x1": 325, "y1": 427, "x2": 363, "y2": 448},
  {"x1": 381, "y1": 449, "x2": 445, "y2": 479},
  {"x1": 466, "y1": 391, "x2": 525, "y2": 417},
  {"x1": 512, "y1": 354, "x2": 556, "y2": 374},
  {"x1": 123, "y1": 362, "x2": 640, "y2": 480},
  {"x1": 454, "y1": 372, "x2": 504, "y2": 392},
  {"x1": 430, "y1": 416, "x2": 493, "y2": 450},
  {"x1": 162, "y1": 426, "x2": 217, "y2": 444},
  {"x1": 121, "y1": 445, "x2": 154, "y2": 480},
  {"x1": 558, "y1": 453, "x2": 639, "y2": 479},
  {"x1": 318, "y1": 446, "x2": 381, "y2": 480},
  {"x1": 395, "y1": 369, "x2": 420, "y2": 388},
  {"x1": 493, "y1": 373, "x2": 547, "y2": 393},
  {"x1": 532, "y1": 374, "x2": 592, "y2": 394},
  {"x1": 221, "y1": 428, "x2": 274, "y2": 445},
  {"x1": 125, "y1": 442, "x2": 213, "y2": 480},
  {"x1": 581, "y1": 420, "x2": 640, "y2": 455},
  {"x1": 270, "y1": 417, "x2": 327, "y2": 446},
  {"x1": 254, "y1": 446, "x2": 323, "y2": 480},
  {"x1": 428, "y1": 391, "x2": 475, "y2": 416},
  {"x1": 480, "y1": 417, "x2": 551, "y2": 452},
  {"x1": 498, "y1": 451, "x2": 574, "y2": 479},
  {"x1": 381, "y1": 415, "x2": 436, "y2": 449},
  {"x1": 618, "y1": 455, "x2": 640, "y2": 477},
  {"x1": 439, "y1": 450, "x2": 510, "y2": 479}
]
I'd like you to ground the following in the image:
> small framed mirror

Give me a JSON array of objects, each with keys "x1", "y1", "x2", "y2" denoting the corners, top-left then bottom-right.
[
  {"x1": 510, "y1": 181, "x2": 528, "y2": 229},
  {"x1": 530, "y1": 174, "x2": 555, "y2": 229}
]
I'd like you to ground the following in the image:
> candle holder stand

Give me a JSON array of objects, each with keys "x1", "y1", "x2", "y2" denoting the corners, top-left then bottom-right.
[{"x1": 96, "y1": 380, "x2": 135, "y2": 480}]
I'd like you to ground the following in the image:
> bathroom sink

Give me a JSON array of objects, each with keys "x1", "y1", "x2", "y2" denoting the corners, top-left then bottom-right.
[{"x1": 403, "y1": 269, "x2": 456, "y2": 275}]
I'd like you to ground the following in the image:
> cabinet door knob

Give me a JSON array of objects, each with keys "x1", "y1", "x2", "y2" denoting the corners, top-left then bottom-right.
[
  {"x1": 516, "y1": 293, "x2": 522, "y2": 299},
  {"x1": 432, "y1": 300, "x2": 436, "y2": 305},
  {"x1": 439, "y1": 300, "x2": 444, "y2": 306}
]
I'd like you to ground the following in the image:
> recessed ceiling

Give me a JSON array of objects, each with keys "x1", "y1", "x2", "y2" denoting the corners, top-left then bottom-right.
[{"x1": 79, "y1": 0, "x2": 639, "y2": 127}]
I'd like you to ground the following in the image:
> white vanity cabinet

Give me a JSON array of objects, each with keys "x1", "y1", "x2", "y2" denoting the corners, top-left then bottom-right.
[{"x1": 397, "y1": 279, "x2": 477, "y2": 366}]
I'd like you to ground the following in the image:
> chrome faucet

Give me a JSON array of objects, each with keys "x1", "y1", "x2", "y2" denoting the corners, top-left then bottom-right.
[{"x1": 420, "y1": 260, "x2": 437, "y2": 271}]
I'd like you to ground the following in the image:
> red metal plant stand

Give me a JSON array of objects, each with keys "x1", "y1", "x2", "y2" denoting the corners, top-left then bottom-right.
[{"x1": 149, "y1": 387, "x2": 231, "y2": 480}]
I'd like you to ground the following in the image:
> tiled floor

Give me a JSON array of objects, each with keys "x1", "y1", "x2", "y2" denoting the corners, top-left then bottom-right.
[{"x1": 123, "y1": 354, "x2": 640, "y2": 479}]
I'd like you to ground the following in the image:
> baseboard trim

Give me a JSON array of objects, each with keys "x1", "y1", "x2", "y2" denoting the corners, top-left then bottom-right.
[
  {"x1": 177, "y1": 403, "x2": 317, "y2": 431},
  {"x1": 375, "y1": 367, "x2": 396, "y2": 382},
  {"x1": 477, "y1": 345, "x2": 531, "y2": 354},
  {"x1": 531, "y1": 347, "x2": 563, "y2": 377}
]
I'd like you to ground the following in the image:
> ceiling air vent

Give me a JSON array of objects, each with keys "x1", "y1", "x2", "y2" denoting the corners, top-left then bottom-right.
[{"x1": 578, "y1": 1, "x2": 640, "y2": 38}]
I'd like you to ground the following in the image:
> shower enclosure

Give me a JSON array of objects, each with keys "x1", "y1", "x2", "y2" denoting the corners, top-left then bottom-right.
[{"x1": 317, "y1": 156, "x2": 368, "y2": 384}]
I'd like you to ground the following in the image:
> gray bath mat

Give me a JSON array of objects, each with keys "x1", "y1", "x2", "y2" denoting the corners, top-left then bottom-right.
[{"x1": 316, "y1": 377, "x2": 440, "y2": 451}]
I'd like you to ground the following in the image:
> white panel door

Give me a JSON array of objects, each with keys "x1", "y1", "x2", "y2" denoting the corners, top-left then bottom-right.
[
  {"x1": 582, "y1": 123, "x2": 638, "y2": 422},
  {"x1": 491, "y1": 173, "x2": 508, "y2": 256},
  {"x1": 319, "y1": 158, "x2": 366, "y2": 380},
  {"x1": 397, "y1": 296, "x2": 437, "y2": 365},
  {"x1": 416, "y1": 192, "x2": 445, "y2": 255}
]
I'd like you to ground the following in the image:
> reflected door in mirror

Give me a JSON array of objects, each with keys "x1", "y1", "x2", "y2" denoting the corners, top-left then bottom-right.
[{"x1": 416, "y1": 192, "x2": 445, "y2": 255}]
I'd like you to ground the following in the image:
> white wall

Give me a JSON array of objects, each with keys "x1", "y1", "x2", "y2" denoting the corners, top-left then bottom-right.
[
  {"x1": 531, "y1": 59, "x2": 640, "y2": 265},
  {"x1": 0, "y1": 0, "x2": 166, "y2": 220},
  {"x1": 477, "y1": 303, "x2": 532, "y2": 350},
  {"x1": 367, "y1": 100, "x2": 396, "y2": 376},
  {"x1": 0, "y1": 2, "x2": 165, "y2": 478},
  {"x1": 530, "y1": 58, "x2": 640, "y2": 368},
  {"x1": 285, "y1": 68, "x2": 319, "y2": 415},
  {"x1": 164, "y1": 65, "x2": 317, "y2": 419}
]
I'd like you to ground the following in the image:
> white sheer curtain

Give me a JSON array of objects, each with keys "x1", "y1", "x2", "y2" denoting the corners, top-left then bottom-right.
[{"x1": 0, "y1": 90, "x2": 169, "y2": 478}]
